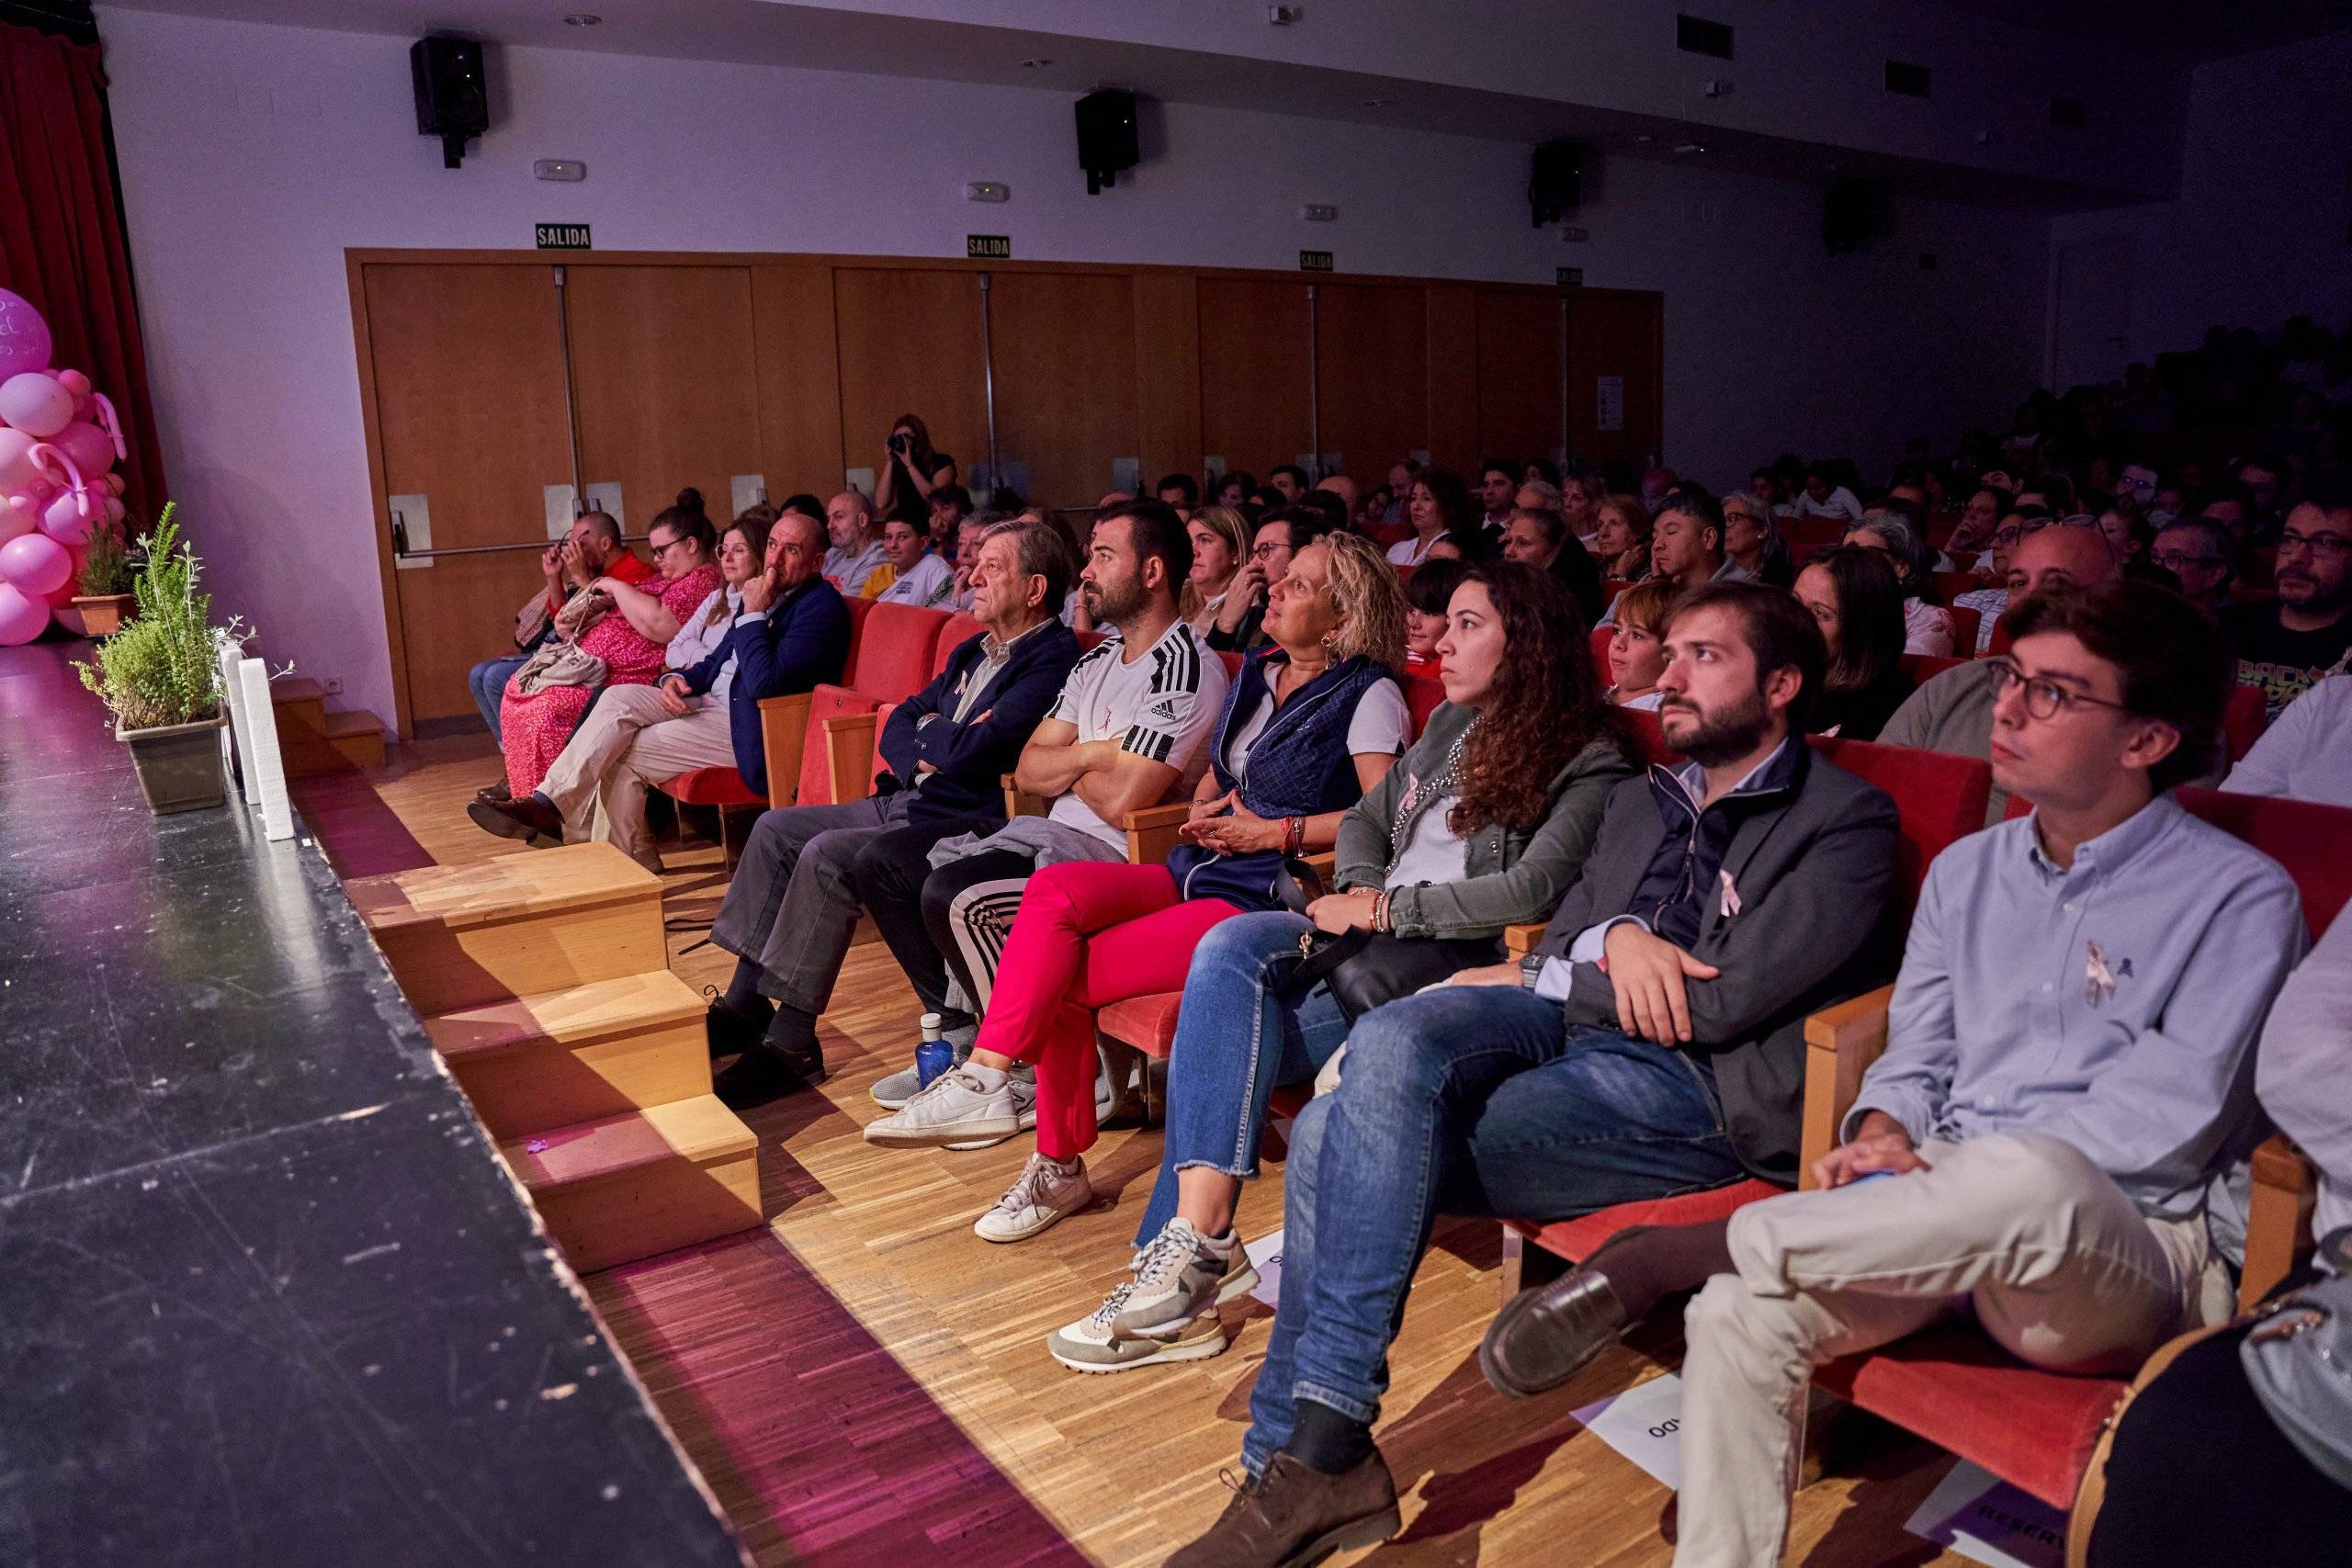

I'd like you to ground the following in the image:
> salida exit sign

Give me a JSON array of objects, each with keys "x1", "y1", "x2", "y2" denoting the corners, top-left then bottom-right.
[{"x1": 535, "y1": 223, "x2": 592, "y2": 250}]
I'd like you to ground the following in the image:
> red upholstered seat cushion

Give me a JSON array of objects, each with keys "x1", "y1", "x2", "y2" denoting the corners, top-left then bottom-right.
[
  {"x1": 1403, "y1": 672, "x2": 1446, "y2": 738},
  {"x1": 2221, "y1": 683, "x2": 2267, "y2": 761},
  {"x1": 1509, "y1": 1179, "x2": 1786, "y2": 1263},
  {"x1": 1899, "y1": 652, "x2": 1967, "y2": 686},
  {"x1": 796, "y1": 684, "x2": 881, "y2": 807},
  {"x1": 1944, "y1": 604, "x2": 1981, "y2": 657},
  {"x1": 1814, "y1": 1321, "x2": 2128, "y2": 1511},
  {"x1": 1807, "y1": 737, "x2": 1991, "y2": 909},
  {"x1": 1589, "y1": 626, "x2": 1613, "y2": 687},
  {"x1": 660, "y1": 766, "x2": 763, "y2": 807},
  {"x1": 1097, "y1": 991, "x2": 1182, "y2": 1057},
  {"x1": 854, "y1": 603, "x2": 951, "y2": 704},
  {"x1": 932, "y1": 614, "x2": 987, "y2": 680},
  {"x1": 838, "y1": 595, "x2": 875, "y2": 689}
]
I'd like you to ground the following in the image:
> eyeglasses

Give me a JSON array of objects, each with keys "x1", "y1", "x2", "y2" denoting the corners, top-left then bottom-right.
[
  {"x1": 2150, "y1": 550, "x2": 2226, "y2": 572},
  {"x1": 1994, "y1": 659, "x2": 2131, "y2": 722},
  {"x1": 2277, "y1": 529, "x2": 2351, "y2": 561},
  {"x1": 1992, "y1": 515, "x2": 2099, "y2": 547},
  {"x1": 1250, "y1": 542, "x2": 1287, "y2": 560},
  {"x1": 650, "y1": 536, "x2": 687, "y2": 560}
]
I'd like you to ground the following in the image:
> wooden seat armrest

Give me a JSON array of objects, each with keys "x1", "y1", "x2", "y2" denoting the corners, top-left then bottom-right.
[
  {"x1": 822, "y1": 712, "x2": 881, "y2": 803},
  {"x1": 2242, "y1": 1134, "x2": 2320, "y2": 1311},
  {"x1": 1001, "y1": 773, "x2": 1050, "y2": 819},
  {"x1": 1298, "y1": 850, "x2": 1336, "y2": 877},
  {"x1": 756, "y1": 692, "x2": 813, "y2": 809},
  {"x1": 1123, "y1": 802, "x2": 1194, "y2": 866},
  {"x1": 1798, "y1": 984, "x2": 1895, "y2": 1189},
  {"x1": 1503, "y1": 921, "x2": 1547, "y2": 957}
]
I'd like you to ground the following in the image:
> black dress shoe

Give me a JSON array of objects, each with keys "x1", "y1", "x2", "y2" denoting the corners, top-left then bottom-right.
[
  {"x1": 1165, "y1": 1452, "x2": 1399, "y2": 1568},
  {"x1": 1479, "y1": 1267, "x2": 1631, "y2": 1400},
  {"x1": 704, "y1": 1002, "x2": 772, "y2": 1060},
  {"x1": 466, "y1": 793, "x2": 564, "y2": 847},
  {"x1": 713, "y1": 1042, "x2": 827, "y2": 1110}
]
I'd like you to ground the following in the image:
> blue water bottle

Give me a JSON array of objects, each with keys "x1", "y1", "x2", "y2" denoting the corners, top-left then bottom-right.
[{"x1": 914, "y1": 1012, "x2": 953, "y2": 1089}]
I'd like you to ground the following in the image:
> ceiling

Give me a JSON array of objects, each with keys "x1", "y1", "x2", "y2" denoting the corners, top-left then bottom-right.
[{"x1": 1932, "y1": 0, "x2": 2352, "y2": 62}]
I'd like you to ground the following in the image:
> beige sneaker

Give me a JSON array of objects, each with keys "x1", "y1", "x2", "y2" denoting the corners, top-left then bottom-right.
[{"x1": 973, "y1": 1153, "x2": 1093, "y2": 1243}]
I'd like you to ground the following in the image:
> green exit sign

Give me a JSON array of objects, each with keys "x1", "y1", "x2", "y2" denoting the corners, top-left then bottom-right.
[
  {"x1": 1299, "y1": 250, "x2": 1334, "y2": 272},
  {"x1": 967, "y1": 234, "x2": 1012, "y2": 259},
  {"x1": 535, "y1": 223, "x2": 592, "y2": 250},
  {"x1": 1557, "y1": 265, "x2": 1584, "y2": 287}
]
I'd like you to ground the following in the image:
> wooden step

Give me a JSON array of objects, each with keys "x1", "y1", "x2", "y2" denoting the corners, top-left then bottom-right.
[
  {"x1": 348, "y1": 843, "x2": 663, "y2": 1014},
  {"x1": 499, "y1": 1095, "x2": 761, "y2": 1274},
  {"x1": 424, "y1": 971, "x2": 709, "y2": 1138},
  {"x1": 323, "y1": 709, "x2": 386, "y2": 771}
]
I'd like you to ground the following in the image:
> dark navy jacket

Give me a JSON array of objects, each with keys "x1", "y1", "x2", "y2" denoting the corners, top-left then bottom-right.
[
  {"x1": 677, "y1": 578, "x2": 851, "y2": 796},
  {"x1": 876, "y1": 618, "x2": 1082, "y2": 826}
]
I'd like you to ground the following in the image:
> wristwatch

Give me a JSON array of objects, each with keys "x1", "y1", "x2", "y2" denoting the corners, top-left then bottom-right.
[{"x1": 1519, "y1": 953, "x2": 1550, "y2": 990}]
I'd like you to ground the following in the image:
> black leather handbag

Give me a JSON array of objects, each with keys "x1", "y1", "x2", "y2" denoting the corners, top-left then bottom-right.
[{"x1": 1272, "y1": 859, "x2": 1499, "y2": 1024}]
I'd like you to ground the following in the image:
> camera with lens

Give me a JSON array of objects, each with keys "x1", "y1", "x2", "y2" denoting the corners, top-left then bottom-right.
[{"x1": 889, "y1": 432, "x2": 911, "y2": 457}]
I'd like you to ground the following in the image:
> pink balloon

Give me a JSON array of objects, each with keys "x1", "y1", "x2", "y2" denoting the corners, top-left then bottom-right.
[
  {"x1": 0, "y1": 507, "x2": 32, "y2": 545},
  {"x1": 0, "y1": 532, "x2": 71, "y2": 595},
  {"x1": 104, "y1": 472, "x2": 126, "y2": 497},
  {"x1": 0, "y1": 289, "x2": 51, "y2": 380},
  {"x1": 41, "y1": 488, "x2": 94, "y2": 546},
  {"x1": 0, "y1": 372, "x2": 74, "y2": 438},
  {"x1": 0, "y1": 581, "x2": 48, "y2": 644},
  {"x1": 0, "y1": 428, "x2": 40, "y2": 493},
  {"x1": 50, "y1": 421, "x2": 113, "y2": 478},
  {"x1": 56, "y1": 368, "x2": 90, "y2": 397},
  {"x1": 44, "y1": 570, "x2": 80, "y2": 607}
]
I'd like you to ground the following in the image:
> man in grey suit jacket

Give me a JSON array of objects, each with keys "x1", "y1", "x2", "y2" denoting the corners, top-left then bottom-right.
[{"x1": 1168, "y1": 584, "x2": 1903, "y2": 1568}]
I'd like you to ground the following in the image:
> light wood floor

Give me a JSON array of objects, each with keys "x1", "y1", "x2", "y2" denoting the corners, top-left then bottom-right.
[{"x1": 371, "y1": 735, "x2": 1973, "y2": 1567}]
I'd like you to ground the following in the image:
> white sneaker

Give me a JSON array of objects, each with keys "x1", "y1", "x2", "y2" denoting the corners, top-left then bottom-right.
[
  {"x1": 973, "y1": 1153, "x2": 1094, "y2": 1243},
  {"x1": 862, "y1": 1066, "x2": 1020, "y2": 1148},
  {"x1": 1110, "y1": 1217, "x2": 1259, "y2": 1337},
  {"x1": 944, "y1": 1066, "x2": 1037, "y2": 1151},
  {"x1": 1046, "y1": 1300, "x2": 1228, "y2": 1373}
]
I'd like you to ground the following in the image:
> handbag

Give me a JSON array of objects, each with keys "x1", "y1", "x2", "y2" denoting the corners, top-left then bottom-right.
[
  {"x1": 508, "y1": 638, "x2": 608, "y2": 697},
  {"x1": 1271, "y1": 857, "x2": 1498, "y2": 1024},
  {"x1": 2238, "y1": 1225, "x2": 2352, "y2": 1489}
]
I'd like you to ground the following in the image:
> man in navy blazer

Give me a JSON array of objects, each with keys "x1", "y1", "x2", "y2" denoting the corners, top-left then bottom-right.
[
  {"x1": 702, "y1": 519, "x2": 1080, "y2": 1102},
  {"x1": 476, "y1": 509, "x2": 848, "y2": 871}
]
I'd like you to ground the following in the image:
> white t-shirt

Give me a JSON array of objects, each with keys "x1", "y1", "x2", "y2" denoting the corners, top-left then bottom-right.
[
  {"x1": 2223, "y1": 672, "x2": 2352, "y2": 807},
  {"x1": 1386, "y1": 534, "x2": 1439, "y2": 568},
  {"x1": 1046, "y1": 620, "x2": 1231, "y2": 849},
  {"x1": 1795, "y1": 486, "x2": 1863, "y2": 522},
  {"x1": 1385, "y1": 794, "x2": 1465, "y2": 890},
  {"x1": 876, "y1": 550, "x2": 955, "y2": 608},
  {"x1": 666, "y1": 585, "x2": 740, "y2": 670},
  {"x1": 1221, "y1": 675, "x2": 1409, "y2": 784}
]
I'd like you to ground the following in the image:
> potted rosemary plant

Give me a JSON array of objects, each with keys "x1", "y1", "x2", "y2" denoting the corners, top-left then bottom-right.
[
  {"x1": 70, "y1": 516, "x2": 141, "y2": 637},
  {"x1": 74, "y1": 507, "x2": 235, "y2": 814}
]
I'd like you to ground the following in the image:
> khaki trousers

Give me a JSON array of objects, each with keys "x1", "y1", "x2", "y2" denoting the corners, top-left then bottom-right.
[
  {"x1": 1675, "y1": 1133, "x2": 2233, "y2": 1568},
  {"x1": 537, "y1": 685, "x2": 738, "y2": 871}
]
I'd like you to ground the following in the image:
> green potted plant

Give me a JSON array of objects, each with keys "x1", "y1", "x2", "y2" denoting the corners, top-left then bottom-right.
[
  {"x1": 69, "y1": 515, "x2": 141, "y2": 637},
  {"x1": 74, "y1": 506, "x2": 238, "y2": 814}
]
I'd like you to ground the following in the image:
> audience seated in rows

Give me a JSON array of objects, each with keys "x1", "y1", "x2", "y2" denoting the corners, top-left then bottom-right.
[
  {"x1": 1211, "y1": 507, "x2": 1329, "y2": 654},
  {"x1": 1794, "y1": 544, "x2": 1915, "y2": 740},
  {"x1": 2150, "y1": 513, "x2": 2235, "y2": 615},
  {"x1": 2219, "y1": 479, "x2": 2352, "y2": 721},
  {"x1": 1399, "y1": 556, "x2": 1461, "y2": 677},
  {"x1": 866, "y1": 513, "x2": 956, "y2": 608},
  {"x1": 1180, "y1": 506, "x2": 1250, "y2": 638},
  {"x1": 1845, "y1": 505, "x2": 1955, "y2": 655},
  {"x1": 1476, "y1": 459, "x2": 1517, "y2": 535},
  {"x1": 469, "y1": 507, "x2": 849, "y2": 871},
  {"x1": 1592, "y1": 494, "x2": 1651, "y2": 581},
  {"x1": 1166, "y1": 583, "x2": 1902, "y2": 1564},
  {"x1": 1602, "y1": 580, "x2": 1676, "y2": 710},
  {"x1": 1718, "y1": 491, "x2": 1793, "y2": 589},
  {"x1": 1385, "y1": 468, "x2": 1474, "y2": 569},
  {"x1": 1598, "y1": 491, "x2": 1728, "y2": 625},
  {"x1": 1479, "y1": 581, "x2": 2304, "y2": 1568},
  {"x1": 1498, "y1": 503, "x2": 1603, "y2": 624},
  {"x1": 822, "y1": 489, "x2": 888, "y2": 597},
  {"x1": 1792, "y1": 462, "x2": 1863, "y2": 522},
  {"x1": 875, "y1": 412, "x2": 956, "y2": 531},
  {"x1": 2223, "y1": 666, "x2": 2352, "y2": 806},
  {"x1": 465, "y1": 507, "x2": 650, "y2": 774}
]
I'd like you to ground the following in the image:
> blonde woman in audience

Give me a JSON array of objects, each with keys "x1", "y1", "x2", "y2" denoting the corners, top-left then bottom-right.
[
  {"x1": 1182, "y1": 506, "x2": 1251, "y2": 637},
  {"x1": 1603, "y1": 580, "x2": 1676, "y2": 710},
  {"x1": 1592, "y1": 495, "x2": 1651, "y2": 581}
]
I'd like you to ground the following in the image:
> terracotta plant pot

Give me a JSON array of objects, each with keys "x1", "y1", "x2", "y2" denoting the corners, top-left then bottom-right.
[
  {"x1": 118, "y1": 714, "x2": 228, "y2": 815},
  {"x1": 72, "y1": 593, "x2": 138, "y2": 637}
]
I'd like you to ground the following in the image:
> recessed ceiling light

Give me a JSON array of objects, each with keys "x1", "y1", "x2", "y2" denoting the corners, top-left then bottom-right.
[
  {"x1": 1020, "y1": 57, "x2": 1053, "y2": 68},
  {"x1": 1633, "y1": 133, "x2": 1656, "y2": 143},
  {"x1": 1361, "y1": 97, "x2": 1393, "y2": 107},
  {"x1": 563, "y1": 13, "x2": 601, "y2": 25},
  {"x1": 1674, "y1": 142, "x2": 1705, "y2": 153}
]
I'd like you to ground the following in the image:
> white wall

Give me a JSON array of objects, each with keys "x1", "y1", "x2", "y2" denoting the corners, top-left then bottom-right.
[
  {"x1": 98, "y1": 6, "x2": 2050, "y2": 729},
  {"x1": 2048, "y1": 29, "x2": 2352, "y2": 381}
]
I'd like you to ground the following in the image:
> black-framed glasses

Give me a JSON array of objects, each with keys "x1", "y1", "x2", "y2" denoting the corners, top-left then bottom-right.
[
  {"x1": 2278, "y1": 529, "x2": 2351, "y2": 561},
  {"x1": 2150, "y1": 550, "x2": 2226, "y2": 573},
  {"x1": 1250, "y1": 542, "x2": 1286, "y2": 560},
  {"x1": 650, "y1": 535, "x2": 687, "y2": 560},
  {"x1": 1994, "y1": 659, "x2": 2131, "y2": 721}
]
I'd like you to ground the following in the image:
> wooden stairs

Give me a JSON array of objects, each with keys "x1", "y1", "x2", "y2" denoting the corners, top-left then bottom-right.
[
  {"x1": 270, "y1": 676, "x2": 387, "y2": 774},
  {"x1": 349, "y1": 843, "x2": 762, "y2": 1274}
]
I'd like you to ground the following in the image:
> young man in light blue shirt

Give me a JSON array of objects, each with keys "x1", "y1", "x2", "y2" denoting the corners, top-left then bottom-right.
[{"x1": 1480, "y1": 579, "x2": 2306, "y2": 1568}]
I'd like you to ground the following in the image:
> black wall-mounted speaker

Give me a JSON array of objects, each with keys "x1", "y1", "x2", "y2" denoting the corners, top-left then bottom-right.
[
  {"x1": 1075, "y1": 89, "x2": 1139, "y2": 194},
  {"x1": 1531, "y1": 141, "x2": 1584, "y2": 227},
  {"x1": 411, "y1": 36, "x2": 488, "y2": 169},
  {"x1": 1824, "y1": 181, "x2": 1872, "y2": 254}
]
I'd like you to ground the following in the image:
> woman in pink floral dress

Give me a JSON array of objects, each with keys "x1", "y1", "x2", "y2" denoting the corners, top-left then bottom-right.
[{"x1": 501, "y1": 491, "x2": 722, "y2": 797}]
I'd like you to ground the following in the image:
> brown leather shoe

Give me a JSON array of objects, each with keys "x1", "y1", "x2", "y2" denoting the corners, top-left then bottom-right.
[
  {"x1": 1164, "y1": 1453, "x2": 1398, "y2": 1567},
  {"x1": 466, "y1": 793, "x2": 563, "y2": 847},
  {"x1": 1479, "y1": 1266, "x2": 1631, "y2": 1400},
  {"x1": 476, "y1": 774, "x2": 512, "y2": 802}
]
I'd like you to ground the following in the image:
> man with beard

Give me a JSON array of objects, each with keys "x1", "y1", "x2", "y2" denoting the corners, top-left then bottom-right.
[
  {"x1": 850, "y1": 500, "x2": 1228, "y2": 1138},
  {"x1": 1167, "y1": 583, "x2": 1899, "y2": 1567},
  {"x1": 2219, "y1": 478, "x2": 2352, "y2": 722}
]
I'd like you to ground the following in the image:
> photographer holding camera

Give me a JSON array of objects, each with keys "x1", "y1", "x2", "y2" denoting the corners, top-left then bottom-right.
[{"x1": 876, "y1": 414, "x2": 959, "y2": 531}]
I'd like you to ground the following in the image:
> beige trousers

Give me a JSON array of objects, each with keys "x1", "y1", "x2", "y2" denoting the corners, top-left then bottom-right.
[
  {"x1": 1675, "y1": 1133, "x2": 2233, "y2": 1568},
  {"x1": 537, "y1": 685, "x2": 737, "y2": 871}
]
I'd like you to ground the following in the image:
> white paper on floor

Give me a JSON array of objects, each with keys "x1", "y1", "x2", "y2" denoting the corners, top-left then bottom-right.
[
  {"x1": 1903, "y1": 1461, "x2": 2065, "y2": 1568},
  {"x1": 1243, "y1": 1229, "x2": 1284, "y2": 1311},
  {"x1": 1572, "y1": 1371, "x2": 1686, "y2": 1490}
]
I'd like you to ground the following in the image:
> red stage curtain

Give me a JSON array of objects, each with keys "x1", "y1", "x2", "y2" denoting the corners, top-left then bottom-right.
[{"x1": 0, "y1": 17, "x2": 167, "y2": 522}]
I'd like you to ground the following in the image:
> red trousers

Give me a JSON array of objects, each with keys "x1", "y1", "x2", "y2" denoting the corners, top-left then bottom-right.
[{"x1": 972, "y1": 860, "x2": 1240, "y2": 1160}]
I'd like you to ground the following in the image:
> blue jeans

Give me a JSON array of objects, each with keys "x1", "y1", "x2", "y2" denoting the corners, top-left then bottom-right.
[
  {"x1": 1130, "y1": 910, "x2": 1351, "y2": 1247},
  {"x1": 468, "y1": 651, "x2": 529, "y2": 742},
  {"x1": 1241, "y1": 989, "x2": 1742, "y2": 1473}
]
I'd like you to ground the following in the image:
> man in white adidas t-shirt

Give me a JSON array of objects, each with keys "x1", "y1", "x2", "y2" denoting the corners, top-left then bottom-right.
[{"x1": 856, "y1": 500, "x2": 1229, "y2": 1143}]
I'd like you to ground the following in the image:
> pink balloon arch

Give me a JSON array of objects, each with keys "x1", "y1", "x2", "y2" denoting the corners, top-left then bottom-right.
[{"x1": 0, "y1": 288, "x2": 136, "y2": 646}]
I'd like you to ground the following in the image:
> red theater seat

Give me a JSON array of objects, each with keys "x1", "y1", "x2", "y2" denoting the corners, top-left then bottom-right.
[
  {"x1": 931, "y1": 614, "x2": 987, "y2": 679},
  {"x1": 2221, "y1": 684, "x2": 2267, "y2": 761},
  {"x1": 1589, "y1": 626, "x2": 1613, "y2": 687},
  {"x1": 1943, "y1": 604, "x2": 1981, "y2": 658},
  {"x1": 1403, "y1": 672, "x2": 1446, "y2": 738},
  {"x1": 836, "y1": 595, "x2": 876, "y2": 689},
  {"x1": 795, "y1": 684, "x2": 881, "y2": 807},
  {"x1": 853, "y1": 604, "x2": 951, "y2": 704}
]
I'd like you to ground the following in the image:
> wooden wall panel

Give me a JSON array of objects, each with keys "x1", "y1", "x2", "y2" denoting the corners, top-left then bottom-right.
[
  {"x1": 1198, "y1": 278, "x2": 1310, "y2": 481},
  {"x1": 566, "y1": 265, "x2": 762, "y2": 531},
  {"x1": 987, "y1": 271, "x2": 1140, "y2": 511},
  {"x1": 1474, "y1": 290, "x2": 1565, "y2": 469},
  {"x1": 1132, "y1": 272, "x2": 1203, "y2": 492},
  {"x1": 831, "y1": 268, "x2": 986, "y2": 491},
  {"x1": 1568, "y1": 290, "x2": 1666, "y2": 468},
  {"x1": 1315, "y1": 283, "x2": 1427, "y2": 485},
  {"x1": 750, "y1": 264, "x2": 846, "y2": 500},
  {"x1": 1423, "y1": 285, "x2": 1479, "y2": 478},
  {"x1": 362, "y1": 263, "x2": 572, "y2": 727}
]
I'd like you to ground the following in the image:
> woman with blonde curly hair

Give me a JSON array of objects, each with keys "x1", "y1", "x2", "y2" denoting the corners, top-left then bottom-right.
[
  {"x1": 1041, "y1": 560, "x2": 1636, "y2": 1371},
  {"x1": 885, "y1": 534, "x2": 1416, "y2": 1241}
]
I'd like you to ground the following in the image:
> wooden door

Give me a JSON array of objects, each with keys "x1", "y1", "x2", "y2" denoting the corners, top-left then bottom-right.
[
  {"x1": 1567, "y1": 290, "x2": 1664, "y2": 467},
  {"x1": 362, "y1": 262, "x2": 573, "y2": 728},
  {"x1": 1315, "y1": 283, "x2": 1428, "y2": 485},
  {"x1": 565, "y1": 265, "x2": 762, "y2": 532},
  {"x1": 988, "y1": 271, "x2": 1140, "y2": 510},
  {"x1": 750, "y1": 264, "x2": 846, "y2": 502},
  {"x1": 1474, "y1": 290, "x2": 1565, "y2": 469},
  {"x1": 1198, "y1": 278, "x2": 1310, "y2": 481},
  {"x1": 831, "y1": 268, "x2": 986, "y2": 500}
]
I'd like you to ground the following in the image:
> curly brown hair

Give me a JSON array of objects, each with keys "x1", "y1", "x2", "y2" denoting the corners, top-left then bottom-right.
[{"x1": 1450, "y1": 561, "x2": 1629, "y2": 834}]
